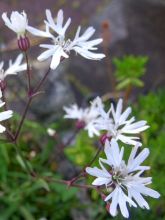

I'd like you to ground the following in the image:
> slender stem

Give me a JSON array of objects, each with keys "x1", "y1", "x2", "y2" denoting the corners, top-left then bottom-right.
[
  {"x1": 24, "y1": 52, "x2": 31, "y2": 95},
  {"x1": 87, "y1": 145, "x2": 102, "y2": 167},
  {"x1": 124, "y1": 84, "x2": 132, "y2": 103},
  {"x1": 34, "y1": 67, "x2": 51, "y2": 93},
  {"x1": 14, "y1": 97, "x2": 32, "y2": 141},
  {"x1": 43, "y1": 176, "x2": 95, "y2": 190},
  {"x1": 34, "y1": 58, "x2": 65, "y2": 93},
  {"x1": 62, "y1": 128, "x2": 80, "y2": 149},
  {"x1": 5, "y1": 128, "x2": 15, "y2": 141},
  {"x1": 69, "y1": 144, "x2": 102, "y2": 185},
  {"x1": 1, "y1": 89, "x2": 8, "y2": 111},
  {"x1": 101, "y1": 22, "x2": 116, "y2": 92}
]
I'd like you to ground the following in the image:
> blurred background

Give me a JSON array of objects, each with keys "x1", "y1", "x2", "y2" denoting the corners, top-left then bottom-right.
[{"x1": 0, "y1": 0, "x2": 165, "y2": 219}]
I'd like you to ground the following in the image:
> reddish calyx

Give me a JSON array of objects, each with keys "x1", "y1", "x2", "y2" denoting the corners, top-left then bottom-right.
[
  {"x1": 75, "y1": 120, "x2": 86, "y2": 130},
  {"x1": 99, "y1": 133, "x2": 112, "y2": 145},
  {"x1": 18, "y1": 36, "x2": 30, "y2": 51}
]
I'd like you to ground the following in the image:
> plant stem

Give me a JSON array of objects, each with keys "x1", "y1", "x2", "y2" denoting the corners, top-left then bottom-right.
[
  {"x1": 14, "y1": 97, "x2": 32, "y2": 141},
  {"x1": 43, "y1": 176, "x2": 96, "y2": 190},
  {"x1": 68, "y1": 144, "x2": 102, "y2": 185},
  {"x1": 34, "y1": 67, "x2": 51, "y2": 93},
  {"x1": 87, "y1": 144, "x2": 102, "y2": 167},
  {"x1": 1, "y1": 89, "x2": 8, "y2": 111},
  {"x1": 124, "y1": 84, "x2": 132, "y2": 103},
  {"x1": 24, "y1": 52, "x2": 31, "y2": 95},
  {"x1": 62, "y1": 128, "x2": 80, "y2": 149}
]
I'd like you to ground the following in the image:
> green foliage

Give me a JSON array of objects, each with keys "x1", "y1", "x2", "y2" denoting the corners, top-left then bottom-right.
[
  {"x1": 133, "y1": 89, "x2": 165, "y2": 219},
  {"x1": 64, "y1": 130, "x2": 96, "y2": 166},
  {"x1": 113, "y1": 55, "x2": 148, "y2": 90},
  {"x1": 0, "y1": 116, "x2": 77, "y2": 220},
  {"x1": 0, "y1": 88, "x2": 164, "y2": 219}
]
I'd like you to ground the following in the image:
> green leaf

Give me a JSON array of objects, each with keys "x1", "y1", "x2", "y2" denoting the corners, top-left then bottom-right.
[
  {"x1": 116, "y1": 78, "x2": 131, "y2": 90},
  {"x1": 132, "y1": 78, "x2": 144, "y2": 87},
  {"x1": 20, "y1": 206, "x2": 35, "y2": 220},
  {"x1": 35, "y1": 178, "x2": 50, "y2": 192}
]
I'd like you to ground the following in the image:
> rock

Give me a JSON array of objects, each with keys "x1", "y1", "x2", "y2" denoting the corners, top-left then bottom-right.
[
  {"x1": 31, "y1": 61, "x2": 75, "y2": 122},
  {"x1": 68, "y1": 0, "x2": 165, "y2": 98}
]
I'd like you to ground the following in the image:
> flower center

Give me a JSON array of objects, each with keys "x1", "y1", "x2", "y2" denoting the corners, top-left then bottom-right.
[
  {"x1": 111, "y1": 162, "x2": 128, "y2": 186},
  {"x1": 54, "y1": 36, "x2": 71, "y2": 50}
]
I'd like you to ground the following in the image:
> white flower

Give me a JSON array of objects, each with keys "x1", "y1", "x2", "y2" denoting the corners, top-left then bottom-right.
[
  {"x1": 0, "y1": 90, "x2": 13, "y2": 133},
  {"x1": 2, "y1": 11, "x2": 28, "y2": 38},
  {"x1": 86, "y1": 139, "x2": 160, "y2": 218},
  {"x1": 47, "y1": 128, "x2": 56, "y2": 137},
  {"x1": 27, "y1": 9, "x2": 105, "y2": 70},
  {"x1": 0, "y1": 54, "x2": 26, "y2": 82},
  {"x1": 95, "y1": 97, "x2": 149, "y2": 146},
  {"x1": 67, "y1": 26, "x2": 105, "y2": 60},
  {"x1": 63, "y1": 98, "x2": 102, "y2": 138}
]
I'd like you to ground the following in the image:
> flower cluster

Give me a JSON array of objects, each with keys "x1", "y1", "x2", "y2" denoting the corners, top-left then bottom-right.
[
  {"x1": 64, "y1": 97, "x2": 160, "y2": 218},
  {"x1": 2, "y1": 9, "x2": 105, "y2": 69},
  {"x1": 1, "y1": 8, "x2": 160, "y2": 219},
  {"x1": 27, "y1": 9, "x2": 105, "y2": 69},
  {"x1": 63, "y1": 97, "x2": 149, "y2": 145}
]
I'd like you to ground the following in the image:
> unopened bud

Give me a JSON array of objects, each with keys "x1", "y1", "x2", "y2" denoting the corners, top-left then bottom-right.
[
  {"x1": 18, "y1": 36, "x2": 30, "y2": 51},
  {"x1": 0, "y1": 80, "x2": 7, "y2": 91},
  {"x1": 106, "y1": 202, "x2": 110, "y2": 212},
  {"x1": 99, "y1": 133, "x2": 111, "y2": 145},
  {"x1": 75, "y1": 120, "x2": 86, "y2": 130},
  {"x1": 101, "y1": 193, "x2": 106, "y2": 200}
]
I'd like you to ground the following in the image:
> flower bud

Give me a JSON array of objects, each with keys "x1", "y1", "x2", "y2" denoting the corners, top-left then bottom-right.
[
  {"x1": 0, "y1": 80, "x2": 7, "y2": 91},
  {"x1": 75, "y1": 120, "x2": 86, "y2": 130},
  {"x1": 106, "y1": 202, "x2": 110, "y2": 212},
  {"x1": 99, "y1": 133, "x2": 111, "y2": 145},
  {"x1": 18, "y1": 36, "x2": 30, "y2": 51}
]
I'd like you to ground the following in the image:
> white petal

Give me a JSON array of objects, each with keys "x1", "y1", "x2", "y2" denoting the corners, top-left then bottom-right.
[
  {"x1": 115, "y1": 99, "x2": 123, "y2": 123},
  {"x1": 109, "y1": 187, "x2": 119, "y2": 217},
  {"x1": 86, "y1": 166, "x2": 110, "y2": 178},
  {"x1": 37, "y1": 47, "x2": 56, "y2": 61},
  {"x1": 129, "y1": 188, "x2": 150, "y2": 209},
  {"x1": 27, "y1": 26, "x2": 52, "y2": 38},
  {"x1": 73, "y1": 46, "x2": 105, "y2": 60},
  {"x1": 50, "y1": 47, "x2": 68, "y2": 70},
  {"x1": 128, "y1": 148, "x2": 150, "y2": 172},
  {"x1": 118, "y1": 189, "x2": 129, "y2": 218},
  {"x1": 0, "y1": 110, "x2": 13, "y2": 121},
  {"x1": 0, "y1": 124, "x2": 6, "y2": 133},
  {"x1": 92, "y1": 177, "x2": 110, "y2": 186},
  {"x1": 119, "y1": 107, "x2": 132, "y2": 124}
]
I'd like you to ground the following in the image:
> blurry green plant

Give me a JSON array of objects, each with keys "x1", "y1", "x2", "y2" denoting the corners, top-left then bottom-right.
[
  {"x1": 64, "y1": 88, "x2": 165, "y2": 220},
  {"x1": 0, "y1": 88, "x2": 164, "y2": 219},
  {"x1": 64, "y1": 131, "x2": 96, "y2": 166},
  {"x1": 113, "y1": 55, "x2": 148, "y2": 90},
  {"x1": 0, "y1": 116, "x2": 78, "y2": 220},
  {"x1": 134, "y1": 89, "x2": 165, "y2": 219}
]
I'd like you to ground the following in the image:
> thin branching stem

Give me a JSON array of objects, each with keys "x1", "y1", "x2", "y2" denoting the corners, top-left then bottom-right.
[
  {"x1": 14, "y1": 97, "x2": 32, "y2": 141},
  {"x1": 24, "y1": 52, "x2": 31, "y2": 94},
  {"x1": 43, "y1": 176, "x2": 96, "y2": 190},
  {"x1": 34, "y1": 67, "x2": 51, "y2": 93},
  {"x1": 68, "y1": 144, "x2": 102, "y2": 185}
]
